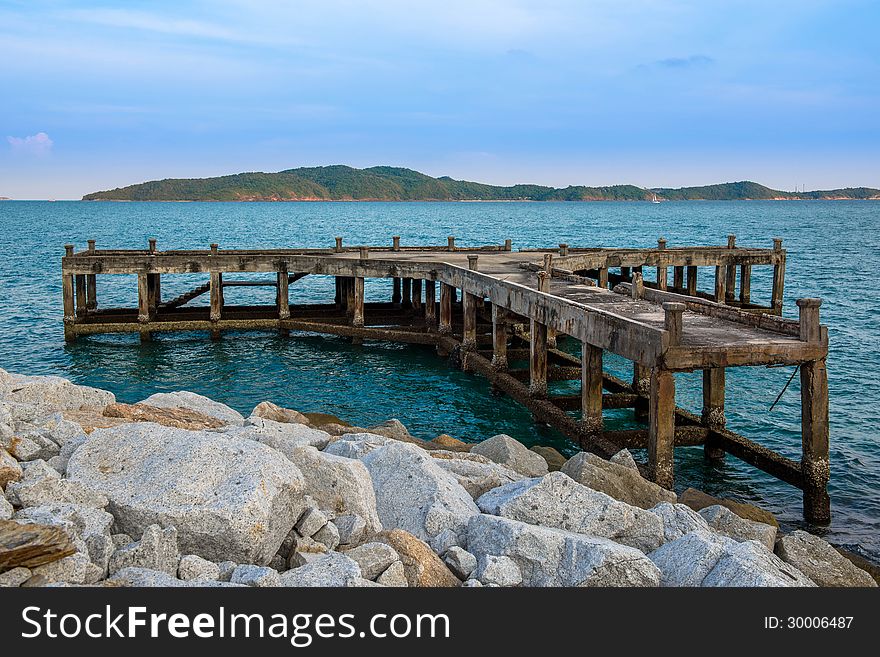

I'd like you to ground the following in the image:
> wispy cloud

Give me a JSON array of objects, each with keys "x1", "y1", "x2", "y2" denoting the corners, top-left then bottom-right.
[
  {"x1": 655, "y1": 54, "x2": 714, "y2": 68},
  {"x1": 63, "y1": 8, "x2": 244, "y2": 42},
  {"x1": 7, "y1": 132, "x2": 53, "y2": 155}
]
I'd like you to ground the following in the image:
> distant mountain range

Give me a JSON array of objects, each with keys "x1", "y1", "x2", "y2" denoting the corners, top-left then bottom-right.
[{"x1": 82, "y1": 165, "x2": 880, "y2": 202}]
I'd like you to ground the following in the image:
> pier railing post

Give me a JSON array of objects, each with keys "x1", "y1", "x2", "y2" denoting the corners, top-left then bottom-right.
[
  {"x1": 713, "y1": 264, "x2": 727, "y2": 303},
  {"x1": 462, "y1": 255, "x2": 480, "y2": 351},
  {"x1": 491, "y1": 305, "x2": 508, "y2": 371},
  {"x1": 598, "y1": 267, "x2": 609, "y2": 289},
  {"x1": 633, "y1": 363, "x2": 650, "y2": 421},
  {"x1": 559, "y1": 243, "x2": 569, "y2": 256},
  {"x1": 392, "y1": 236, "x2": 400, "y2": 252},
  {"x1": 580, "y1": 340, "x2": 603, "y2": 439},
  {"x1": 771, "y1": 238, "x2": 785, "y2": 314},
  {"x1": 439, "y1": 283, "x2": 454, "y2": 335},
  {"x1": 75, "y1": 274, "x2": 87, "y2": 317},
  {"x1": 504, "y1": 239, "x2": 512, "y2": 252},
  {"x1": 359, "y1": 246, "x2": 369, "y2": 260},
  {"x1": 631, "y1": 271, "x2": 644, "y2": 300},
  {"x1": 725, "y1": 234, "x2": 737, "y2": 302},
  {"x1": 649, "y1": 367, "x2": 676, "y2": 489},
  {"x1": 335, "y1": 237, "x2": 343, "y2": 253},
  {"x1": 447, "y1": 236, "x2": 455, "y2": 252},
  {"x1": 656, "y1": 237, "x2": 668, "y2": 291},
  {"x1": 529, "y1": 271, "x2": 550, "y2": 398},
  {"x1": 663, "y1": 301, "x2": 685, "y2": 345},
  {"x1": 702, "y1": 367, "x2": 726, "y2": 460}
]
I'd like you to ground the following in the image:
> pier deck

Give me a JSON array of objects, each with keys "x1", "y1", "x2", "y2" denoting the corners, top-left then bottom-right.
[{"x1": 60, "y1": 235, "x2": 830, "y2": 523}]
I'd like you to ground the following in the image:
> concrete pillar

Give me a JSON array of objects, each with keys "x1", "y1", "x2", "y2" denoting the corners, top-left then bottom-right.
[
  {"x1": 714, "y1": 265, "x2": 727, "y2": 303},
  {"x1": 140, "y1": 272, "x2": 153, "y2": 342},
  {"x1": 392, "y1": 277, "x2": 402, "y2": 306},
  {"x1": 439, "y1": 283, "x2": 454, "y2": 334},
  {"x1": 334, "y1": 237, "x2": 343, "y2": 253},
  {"x1": 412, "y1": 278, "x2": 422, "y2": 312},
  {"x1": 656, "y1": 237, "x2": 668, "y2": 291},
  {"x1": 277, "y1": 270, "x2": 290, "y2": 320},
  {"x1": 702, "y1": 368, "x2": 725, "y2": 460},
  {"x1": 580, "y1": 342, "x2": 603, "y2": 438},
  {"x1": 739, "y1": 265, "x2": 752, "y2": 305},
  {"x1": 392, "y1": 236, "x2": 400, "y2": 251},
  {"x1": 401, "y1": 278, "x2": 412, "y2": 307},
  {"x1": 725, "y1": 234, "x2": 737, "y2": 302},
  {"x1": 529, "y1": 271, "x2": 550, "y2": 398},
  {"x1": 649, "y1": 367, "x2": 676, "y2": 489},
  {"x1": 633, "y1": 362, "x2": 650, "y2": 421},
  {"x1": 424, "y1": 280, "x2": 436, "y2": 328},
  {"x1": 75, "y1": 275, "x2": 87, "y2": 316},
  {"x1": 673, "y1": 266, "x2": 684, "y2": 291},
  {"x1": 491, "y1": 304, "x2": 508, "y2": 371},
  {"x1": 771, "y1": 238, "x2": 785, "y2": 313},
  {"x1": 352, "y1": 276, "x2": 364, "y2": 327}
]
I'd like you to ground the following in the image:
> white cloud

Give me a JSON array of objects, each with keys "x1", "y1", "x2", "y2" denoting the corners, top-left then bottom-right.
[{"x1": 7, "y1": 132, "x2": 53, "y2": 155}]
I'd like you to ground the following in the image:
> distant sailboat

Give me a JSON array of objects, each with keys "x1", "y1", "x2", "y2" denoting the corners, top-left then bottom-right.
[{"x1": 651, "y1": 193, "x2": 660, "y2": 204}]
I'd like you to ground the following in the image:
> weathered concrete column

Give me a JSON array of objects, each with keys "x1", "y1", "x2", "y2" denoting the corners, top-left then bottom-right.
[
  {"x1": 702, "y1": 367, "x2": 726, "y2": 460},
  {"x1": 491, "y1": 304, "x2": 509, "y2": 371},
  {"x1": 392, "y1": 277, "x2": 402, "y2": 306},
  {"x1": 359, "y1": 246, "x2": 369, "y2": 260},
  {"x1": 75, "y1": 275, "x2": 87, "y2": 316},
  {"x1": 504, "y1": 238, "x2": 512, "y2": 251},
  {"x1": 559, "y1": 243, "x2": 569, "y2": 256},
  {"x1": 713, "y1": 265, "x2": 727, "y2": 303},
  {"x1": 598, "y1": 267, "x2": 609, "y2": 289},
  {"x1": 344, "y1": 277, "x2": 356, "y2": 318},
  {"x1": 538, "y1": 255, "x2": 557, "y2": 348},
  {"x1": 277, "y1": 270, "x2": 290, "y2": 320},
  {"x1": 580, "y1": 342, "x2": 603, "y2": 438},
  {"x1": 656, "y1": 237, "x2": 668, "y2": 291},
  {"x1": 447, "y1": 236, "x2": 455, "y2": 252},
  {"x1": 771, "y1": 238, "x2": 785, "y2": 313},
  {"x1": 725, "y1": 235, "x2": 737, "y2": 302},
  {"x1": 335, "y1": 277, "x2": 343, "y2": 309},
  {"x1": 686, "y1": 266, "x2": 697, "y2": 296},
  {"x1": 529, "y1": 271, "x2": 550, "y2": 398},
  {"x1": 412, "y1": 278, "x2": 422, "y2": 312},
  {"x1": 147, "y1": 274, "x2": 160, "y2": 315},
  {"x1": 209, "y1": 272, "x2": 222, "y2": 321},
  {"x1": 673, "y1": 266, "x2": 684, "y2": 291},
  {"x1": 462, "y1": 290, "x2": 477, "y2": 350},
  {"x1": 352, "y1": 277, "x2": 365, "y2": 328},
  {"x1": 392, "y1": 236, "x2": 401, "y2": 252},
  {"x1": 401, "y1": 278, "x2": 412, "y2": 307},
  {"x1": 633, "y1": 362, "x2": 651, "y2": 421},
  {"x1": 797, "y1": 297, "x2": 830, "y2": 522},
  {"x1": 334, "y1": 237, "x2": 343, "y2": 253},
  {"x1": 439, "y1": 283, "x2": 454, "y2": 334},
  {"x1": 140, "y1": 271, "x2": 153, "y2": 342},
  {"x1": 739, "y1": 264, "x2": 752, "y2": 305},
  {"x1": 62, "y1": 245, "x2": 76, "y2": 341},
  {"x1": 648, "y1": 367, "x2": 676, "y2": 489},
  {"x1": 424, "y1": 280, "x2": 436, "y2": 328},
  {"x1": 86, "y1": 240, "x2": 97, "y2": 311}
]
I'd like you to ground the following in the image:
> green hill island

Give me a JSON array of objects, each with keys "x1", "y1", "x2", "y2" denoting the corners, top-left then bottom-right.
[{"x1": 82, "y1": 165, "x2": 880, "y2": 202}]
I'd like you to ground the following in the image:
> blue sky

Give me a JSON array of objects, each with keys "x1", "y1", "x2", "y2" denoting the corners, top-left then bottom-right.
[{"x1": 1, "y1": 0, "x2": 878, "y2": 199}]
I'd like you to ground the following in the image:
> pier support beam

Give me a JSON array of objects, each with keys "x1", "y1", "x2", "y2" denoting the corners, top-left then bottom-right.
[
  {"x1": 739, "y1": 265, "x2": 751, "y2": 305},
  {"x1": 139, "y1": 272, "x2": 152, "y2": 342},
  {"x1": 725, "y1": 235, "x2": 737, "y2": 302},
  {"x1": 648, "y1": 367, "x2": 676, "y2": 489},
  {"x1": 412, "y1": 279, "x2": 422, "y2": 313},
  {"x1": 673, "y1": 266, "x2": 684, "y2": 291},
  {"x1": 392, "y1": 278, "x2": 402, "y2": 306},
  {"x1": 633, "y1": 363, "x2": 650, "y2": 420},
  {"x1": 439, "y1": 283, "x2": 454, "y2": 335},
  {"x1": 529, "y1": 272, "x2": 550, "y2": 398},
  {"x1": 686, "y1": 266, "x2": 697, "y2": 296},
  {"x1": 491, "y1": 305, "x2": 509, "y2": 371},
  {"x1": 702, "y1": 367, "x2": 726, "y2": 460},
  {"x1": 277, "y1": 269, "x2": 290, "y2": 335},
  {"x1": 62, "y1": 247, "x2": 75, "y2": 342},
  {"x1": 147, "y1": 274, "x2": 160, "y2": 316},
  {"x1": 75, "y1": 275, "x2": 87, "y2": 317},
  {"x1": 797, "y1": 298, "x2": 830, "y2": 523},
  {"x1": 714, "y1": 265, "x2": 727, "y2": 303},
  {"x1": 598, "y1": 267, "x2": 608, "y2": 289},
  {"x1": 352, "y1": 277, "x2": 365, "y2": 328},
  {"x1": 424, "y1": 280, "x2": 436, "y2": 329},
  {"x1": 402, "y1": 278, "x2": 412, "y2": 308},
  {"x1": 209, "y1": 271, "x2": 222, "y2": 339},
  {"x1": 580, "y1": 342, "x2": 603, "y2": 438}
]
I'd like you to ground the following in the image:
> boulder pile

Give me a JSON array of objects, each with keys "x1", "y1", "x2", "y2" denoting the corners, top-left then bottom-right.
[{"x1": 1, "y1": 368, "x2": 875, "y2": 588}]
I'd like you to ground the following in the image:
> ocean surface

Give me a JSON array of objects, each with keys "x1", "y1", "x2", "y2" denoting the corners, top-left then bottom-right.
[{"x1": 0, "y1": 200, "x2": 877, "y2": 562}]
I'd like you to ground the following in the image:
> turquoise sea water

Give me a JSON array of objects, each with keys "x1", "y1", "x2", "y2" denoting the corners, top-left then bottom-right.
[{"x1": 0, "y1": 200, "x2": 877, "y2": 561}]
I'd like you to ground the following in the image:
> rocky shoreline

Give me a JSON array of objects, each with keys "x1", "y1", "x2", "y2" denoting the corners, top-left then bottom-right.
[{"x1": 1, "y1": 368, "x2": 875, "y2": 588}]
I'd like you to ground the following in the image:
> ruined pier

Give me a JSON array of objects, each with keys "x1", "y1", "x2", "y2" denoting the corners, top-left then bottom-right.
[{"x1": 61, "y1": 235, "x2": 830, "y2": 523}]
